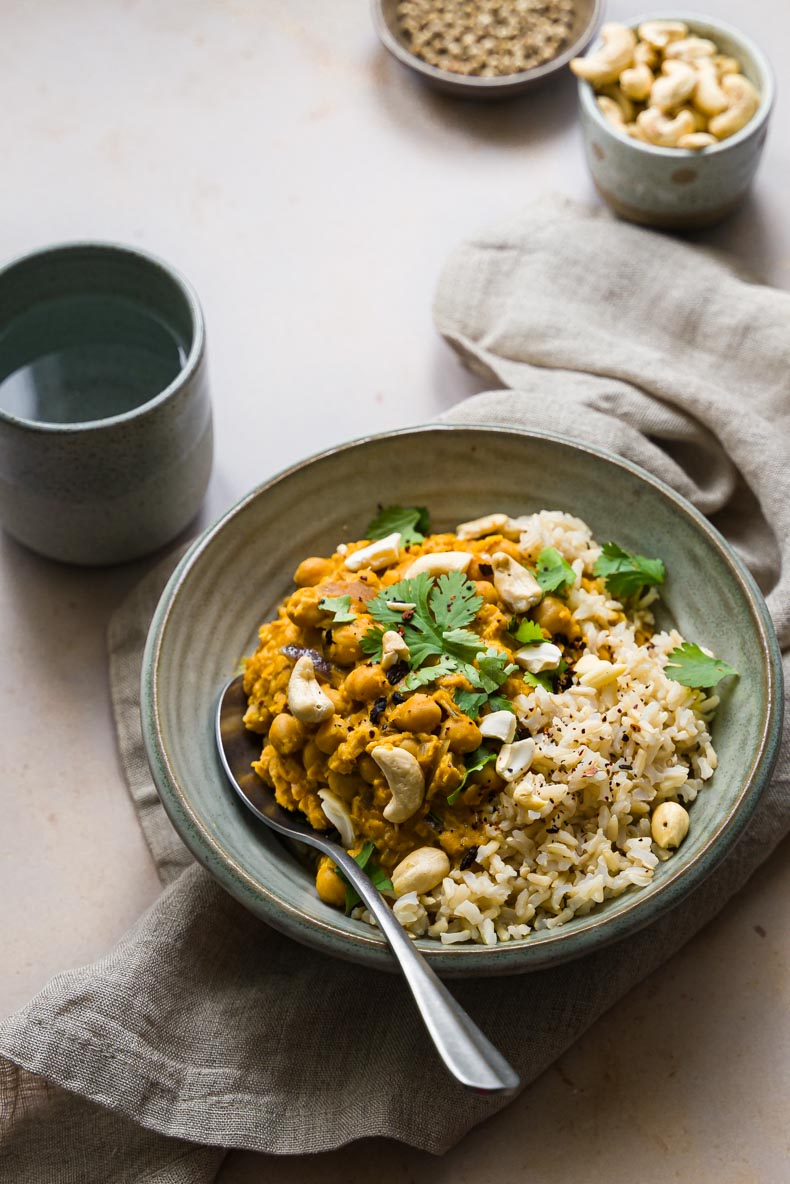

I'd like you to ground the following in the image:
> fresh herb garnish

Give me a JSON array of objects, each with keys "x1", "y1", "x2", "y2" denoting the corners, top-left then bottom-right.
[
  {"x1": 664, "y1": 642, "x2": 738, "y2": 688},
  {"x1": 452, "y1": 648, "x2": 516, "y2": 719},
  {"x1": 333, "y1": 840, "x2": 394, "y2": 913},
  {"x1": 522, "y1": 659, "x2": 567, "y2": 693},
  {"x1": 447, "y1": 746, "x2": 496, "y2": 805},
  {"x1": 363, "y1": 571, "x2": 483, "y2": 668},
  {"x1": 536, "y1": 546, "x2": 576, "y2": 594},
  {"x1": 364, "y1": 570, "x2": 515, "y2": 717},
  {"x1": 318, "y1": 594, "x2": 356, "y2": 624},
  {"x1": 593, "y1": 542, "x2": 665, "y2": 600},
  {"x1": 510, "y1": 618, "x2": 545, "y2": 645},
  {"x1": 366, "y1": 505, "x2": 430, "y2": 546}
]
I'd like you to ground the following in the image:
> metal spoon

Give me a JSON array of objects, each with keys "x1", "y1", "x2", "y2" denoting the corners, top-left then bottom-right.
[{"x1": 216, "y1": 675, "x2": 520, "y2": 1095}]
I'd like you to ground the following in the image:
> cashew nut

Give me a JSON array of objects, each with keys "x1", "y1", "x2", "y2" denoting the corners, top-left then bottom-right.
[
  {"x1": 634, "y1": 40, "x2": 659, "y2": 69},
  {"x1": 624, "y1": 121, "x2": 648, "y2": 141},
  {"x1": 712, "y1": 54, "x2": 740, "y2": 77},
  {"x1": 636, "y1": 106, "x2": 696, "y2": 147},
  {"x1": 496, "y1": 738, "x2": 535, "y2": 782},
  {"x1": 380, "y1": 630, "x2": 410, "y2": 671},
  {"x1": 598, "y1": 83, "x2": 635, "y2": 123},
  {"x1": 515, "y1": 641, "x2": 563, "y2": 674},
  {"x1": 391, "y1": 847, "x2": 450, "y2": 897},
  {"x1": 491, "y1": 553, "x2": 542, "y2": 612},
  {"x1": 637, "y1": 20, "x2": 688, "y2": 50},
  {"x1": 570, "y1": 23, "x2": 636, "y2": 86},
  {"x1": 677, "y1": 132, "x2": 718, "y2": 150},
  {"x1": 456, "y1": 512, "x2": 509, "y2": 540},
  {"x1": 651, "y1": 801, "x2": 690, "y2": 849},
  {"x1": 345, "y1": 532, "x2": 401, "y2": 572},
  {"x1": 709, "y1": 73, "x2": 760, "y2": 140},
  {"x1": 693, "y1": 62, "x2": 729, "y2": 116},
  {"x1": 651, "y1": 60, "x2": 697, "y2": 111},
  {"x1": 664, "y1": 36, "x2": 716, "y2": 62},
  {"x1": 597, "y1": 95, "x2": 626, "y2": 128},
  {"x1": 677, "y1": 104, "x2": 709, "y2": 132},
  {"x1": 405, "y1": 551, "x2": 472, "y2": 578},
  {"x1": 478, "y1": 709, "x2": 517, "y2": 744},
  {"x1": 371, "y1": 745, "x2": 425, "y2": 823},
  {"x1": 619, "y1": 62, "x2": 654, "y2": 102},
  {"x1": 574, "y1": 654, "x2": 627, "y2": 688},
  {"x1": 317, "y1": 790, "x2": 355, "y2": 849},
  {"x1": 286, "y1": 655, "x2": 334, "y2": 723}
]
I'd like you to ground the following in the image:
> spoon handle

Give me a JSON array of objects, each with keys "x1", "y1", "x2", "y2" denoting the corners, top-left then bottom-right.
[{"x1": 331, "y1": 848, "x2": 520, "y2": 1095}]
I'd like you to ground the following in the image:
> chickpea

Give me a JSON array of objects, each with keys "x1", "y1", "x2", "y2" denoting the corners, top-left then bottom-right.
[
  {"x1": 327, "y1": 770, "x2": 366, "y2": 800},
  {"x1": 315, "y1": 856, "x2": 346, "y2": 907},
  {"x1": 441, "y1": 715, "x2": 483, "y2": 754},
  {"x1": 327, "y1": 618, "x2": 369, "y2": 667},
  {"x1": 358, "y1": 753, "x2": 380, "y2": 783},
  {"x1": 343, "y1": 664, "x2": 390, "y2": 702},
  {"x1": 473, "y1": 579, "x2": 499, "y2": 605},
  {"x1": 467, "y1": 763, "x2": 504, "y2": 793},
  {"x1": 293, "y1": 556, "x2": 332, "y2": 587},
  {"x1": 315, "y1": 715, "x2": 347, "y2": 754},
  {"x1": 268, "y1": 713, "x2": 305, "y2": 755},
  {"x1": 286, "y1": 586, "x2": 327, "y2": 629},
  {"x1": 533, "y1": 595, "x2": 579, "y2": 638},
  {"x1": 302, "y1": 738, "x2": 324, "y2": 778},
  {"x1": 390, "y1": 694, "x2": 442, "y2": 734}
]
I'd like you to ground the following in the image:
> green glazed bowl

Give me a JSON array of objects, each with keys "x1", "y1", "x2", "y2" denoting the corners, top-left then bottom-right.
[{"x1": 142, "y1": 426, "x2": 783, "y2": 977}]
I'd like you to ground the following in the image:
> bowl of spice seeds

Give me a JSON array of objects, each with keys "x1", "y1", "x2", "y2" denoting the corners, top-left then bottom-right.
[{"x1": 372, "y1": 0, "x2": 604, "y2": 98}]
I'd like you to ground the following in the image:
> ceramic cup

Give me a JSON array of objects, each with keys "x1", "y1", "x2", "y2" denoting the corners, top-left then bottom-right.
[
  {"x1": 0, "y1": 242, "x2": 212, "y2": 564},
  {"x1": 577, "y1": 12, "x2": 775, "y2": 229}
]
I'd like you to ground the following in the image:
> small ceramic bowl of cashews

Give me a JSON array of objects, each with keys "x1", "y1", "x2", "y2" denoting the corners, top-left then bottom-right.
[{"x1": 572, "y1": 12, "x2": 774, "y2": 228}]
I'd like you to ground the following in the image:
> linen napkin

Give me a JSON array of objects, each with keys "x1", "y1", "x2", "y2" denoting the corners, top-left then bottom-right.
[{"x1": 1, "y1": 199, "x2": 787, "y2": 1183}]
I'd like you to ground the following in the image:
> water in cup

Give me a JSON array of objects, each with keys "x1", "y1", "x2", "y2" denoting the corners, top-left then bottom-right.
[{"x1": 0, "y1": 293, "x2": 188, "y2": 424}]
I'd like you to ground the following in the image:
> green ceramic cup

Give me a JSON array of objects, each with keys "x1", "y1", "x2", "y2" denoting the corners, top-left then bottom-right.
[{"x1": 0, "y1": 242, "x2": 212, "y2": 565}]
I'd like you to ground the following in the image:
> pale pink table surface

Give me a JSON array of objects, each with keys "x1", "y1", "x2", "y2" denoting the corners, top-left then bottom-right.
[{"x1": 1, "y1": 2, "x2": 788, "y2": 1180}]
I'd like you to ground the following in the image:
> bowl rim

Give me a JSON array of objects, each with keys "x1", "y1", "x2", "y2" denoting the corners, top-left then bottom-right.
[
  {"x1": 577, "y1": 9, "x2": 776, "y2": 157},
  {"x1": 142, "y1": 424, "x2": 784, "y2": 977},
  {"x1": 371, "y1": 0, "x2": 605, "y2": 91}
]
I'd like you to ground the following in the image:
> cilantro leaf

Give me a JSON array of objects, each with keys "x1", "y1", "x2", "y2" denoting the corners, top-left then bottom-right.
[
  {"x1": 536, "y1": 547, "x2": 576, "y2": 594},
  {"x1": 453, "y1": 689, "x2": 489, "y2": 719},
  {"x1": 475, "y1": 647, "x2": 517, "y2": 693},
  {"x1": 403, "y1": 654, "x2": 456, "y2": 691},
  {"x1": 447, "y1": 746, "x2": 496, "y2": 806},
  {"x1": 488, "y1": 694, "x2": 516, "y2": 714},
  {"x1": 522, "y1": 671, "x2": 554, "y2": 692},
  {"x1": 430, "y1": 569, "x2": 483, "y2": 631},
  {"x1": 664, "y1": 642, "x2": 738, "y2": 688},
  {"x1": 366, "y1": 505, "x2": 430, "y2": 546},
  {"x1": 510, "y1": 618, "x2": 545, "y2": 645},
  {"x1": 318, "y1": 594, "x2": 356, "y2": 624},
  {"x1": 359, "y1": 625, "x2": 385, "y2": 661},
  {"x1": 333, "y1": 841, "x2": 394, "y2": 913},
  {"x1": 593, "y1": 542, "x2": 666, "y2": 600}
]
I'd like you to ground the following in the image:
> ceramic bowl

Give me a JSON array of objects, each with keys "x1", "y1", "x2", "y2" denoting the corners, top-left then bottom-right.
[
  {"x1": 372, "y1": 0, "x2": 603, "y2": 99},
  {"x1": 577, "y1": 12, "x2": 775, "y2": 229},
  {"x1": 142, "y1": 426, "x2": 783, "y2": 977}
]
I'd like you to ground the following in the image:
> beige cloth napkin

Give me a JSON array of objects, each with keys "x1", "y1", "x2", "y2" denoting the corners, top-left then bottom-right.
[{"x1": 1, "y1": 200, "x2": 788, "y2": 1182}]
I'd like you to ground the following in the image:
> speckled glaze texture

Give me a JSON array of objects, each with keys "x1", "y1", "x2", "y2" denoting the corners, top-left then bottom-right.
[
  {"x1": 0, "y1": 243, "x2": 212, "y2": 565},
  {"x1": 142, "y1": 426, "x2": 783, "y2": 977},
  {"x1": 577, "y1": 12, "x2": 775, "y2": 229}
]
